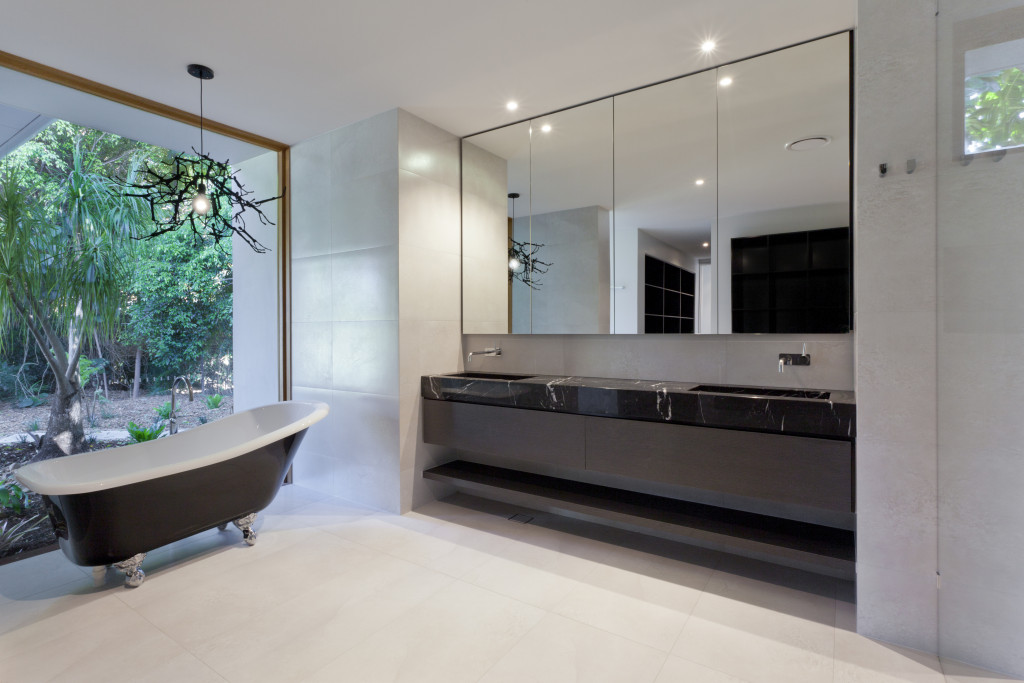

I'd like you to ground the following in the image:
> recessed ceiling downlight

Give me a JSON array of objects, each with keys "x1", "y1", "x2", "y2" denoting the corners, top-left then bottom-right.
[{"x1": 785, "y1": 135, "x2": 832, "y2": 151}]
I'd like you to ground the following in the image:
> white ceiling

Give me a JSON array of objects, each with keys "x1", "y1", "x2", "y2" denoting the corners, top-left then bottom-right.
[{"x1": 0, "y1": 0, "x2": 856, "y2": 144}]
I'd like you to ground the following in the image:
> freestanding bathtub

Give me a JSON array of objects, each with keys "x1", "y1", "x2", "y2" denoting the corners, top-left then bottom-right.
[{"x1": 14, "y1": 400, "x2": 328, "y2": 587}]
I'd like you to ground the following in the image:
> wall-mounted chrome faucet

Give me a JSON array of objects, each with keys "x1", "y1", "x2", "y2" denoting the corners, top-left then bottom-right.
[
  {"x1": 779, "y1": 344, "x2": 811, "y2": 373},
  {"x1": 467, "y1": 346, "x2": 502, "y2": 364}
]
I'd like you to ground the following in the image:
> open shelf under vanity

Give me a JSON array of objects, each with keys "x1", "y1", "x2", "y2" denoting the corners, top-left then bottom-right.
[{"x1": 425, "y1": 460, "x2": 854, "y2": 579}]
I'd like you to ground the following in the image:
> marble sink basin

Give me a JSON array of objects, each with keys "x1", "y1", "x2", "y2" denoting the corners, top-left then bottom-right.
[
  {"x1": 448, "y1": 371, "x2": 538, "y2": 381},
  {"x1": 690, "y1": 384, "x2": 831, "y2": 400}
]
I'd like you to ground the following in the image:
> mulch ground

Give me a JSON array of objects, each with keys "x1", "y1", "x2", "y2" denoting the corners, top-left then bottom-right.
[{"x1": 0, "y1": 389, "x2": 233, "y2": 562}]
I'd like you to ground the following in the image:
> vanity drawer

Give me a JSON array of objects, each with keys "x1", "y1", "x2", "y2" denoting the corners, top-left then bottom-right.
[
  {"x1": 585, "y1": 417, "x2": 852, "y2": 513},
  {"x1": 423, "y1": 400, "x2": 586, "y2": 470}
]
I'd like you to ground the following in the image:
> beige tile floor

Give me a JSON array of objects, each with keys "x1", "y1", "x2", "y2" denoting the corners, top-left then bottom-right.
[{"x1": 0, "y1": 485, "x2": 1019, "y2": 683}]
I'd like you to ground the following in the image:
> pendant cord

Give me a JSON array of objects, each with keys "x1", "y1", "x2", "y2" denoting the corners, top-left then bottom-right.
[{"x1": 199, "y1": 77, "x2": 205, "y2": 157}]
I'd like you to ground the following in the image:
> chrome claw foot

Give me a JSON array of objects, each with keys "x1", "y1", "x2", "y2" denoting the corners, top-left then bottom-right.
[
  {"x1": 113, "y1": 553, "x2": 146, "y2": 588},
  {"x1": 232, "y1": 513, "x2": 258, "y2": 546}
]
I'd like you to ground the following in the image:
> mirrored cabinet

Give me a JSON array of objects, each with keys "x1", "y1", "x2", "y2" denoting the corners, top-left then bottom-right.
[{"x1": 462, "y1": 31, "x2": 851, "y2": 335}]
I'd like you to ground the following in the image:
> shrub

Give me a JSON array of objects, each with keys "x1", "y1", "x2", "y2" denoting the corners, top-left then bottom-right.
[
  {"x1": 198, "y1": 415, "x2": 209, "y2": 425},
  {"x1": 24, "y1": 420, "x2": 40, "y2": 432},
  {"x1": 154, "y1": 402, "x2": 173, "y2": 419},
  {"x1": 127, "y1": 420, "x2": 165, "y2": 443},
  {"x1": 205, "y1": 393, "x2": 223, "y2": 409},
  {"x1": 0, "y1": 480, "x2": 30, "y2": 514},
  {"x1": 0, "y1": 515, "x2": 45, "y2": 556},
  {"x1": 15, "y1": 393, "x2": 47, "y2": 408}
]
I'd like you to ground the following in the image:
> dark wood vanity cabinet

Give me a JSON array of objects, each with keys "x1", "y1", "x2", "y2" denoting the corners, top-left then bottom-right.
[
  {"x1": 584, "y1": 416, "x2": 852, "y2": 513},
  {"x1": 422, "y1": 397, "x2": 855, "y2": 578},
  {"x1": 423, "y1": 399, "x2": 853, "y2": 515}
]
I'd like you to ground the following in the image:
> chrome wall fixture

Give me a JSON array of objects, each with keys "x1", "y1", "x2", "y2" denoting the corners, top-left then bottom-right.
[{"x1": 126, "y1": 64, "x2": 284, "y2": 252}]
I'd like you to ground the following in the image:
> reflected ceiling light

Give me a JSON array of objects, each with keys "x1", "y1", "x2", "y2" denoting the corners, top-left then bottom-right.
[
  {"x1": 506, "y1": 100, "x2": 519, "y2": 111},
  {"x1": 785, "y1": 135, "x2": 832, "y2": 151},
  {"x1": 701, "y1": 40, "x2": 717, "y2": 53},
  {"x1": 695, "y1": 178, "x2": 705, "y2": 186},
  {"x1": 718, "y1": 76, "x2": 733, "y2": 87},
  {"x1": 702, "y1": 242, "x2": 710, "y2": 248},
  {"x1": 540, "y1": 123, "x2": 552, "y2": 133},
  {"x1": 124, "y1": 64, "x2": 283, "y2": 252}
]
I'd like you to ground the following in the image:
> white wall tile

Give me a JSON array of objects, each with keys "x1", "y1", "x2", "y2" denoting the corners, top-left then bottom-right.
[
  {"x1": 398, "y1": 170, "x2": 461, "y2": 255},
  {"x1": 292, "y1": 322, "x2": 333, "y2": 389},
  {"x1": 332, "y1": 246, "x2": 399, "y2": 322},
  {"x1": 291, "y1": 255, "x2": 333, "y2": 323},
  {"x1": 856, "y1": 562, "x2": 938, "y2": 654},
  {"x1": 331, "y1": 169, "x2": 399, "y2": 253},
  {"x1": 398, "y1": 246, "x2": 461, "y2": 322},
  {"x1": 938, "y1": 580, "x2": 1024, "y2": 678},
  {"x1": 332, "y1": 321, "x2": 399, "y2": 396},
  {"x1": 290, "y1": 132, "x2": 333, "y2": 259},
  {"x1": 330, "y1": 109, "x2": 398, "y2": 182},
  {"x1": 398, "y1": 109, "x2": 461, "y2": 190}
]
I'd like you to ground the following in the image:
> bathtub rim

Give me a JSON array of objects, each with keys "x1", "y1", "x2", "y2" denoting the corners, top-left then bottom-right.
[{"x1": 14, "y1": 400, "x2": 328, "y2": 496}]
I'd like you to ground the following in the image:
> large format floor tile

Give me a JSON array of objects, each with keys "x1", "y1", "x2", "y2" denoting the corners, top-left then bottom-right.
[{"x1": 0, "y1": 486, "x2": 1021, "y2": 683}]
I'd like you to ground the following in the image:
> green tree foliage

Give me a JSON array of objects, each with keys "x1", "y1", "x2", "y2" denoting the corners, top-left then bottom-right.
[
  {"x1": 123, "y1": 222, "x2": 233, "y2": 382},
  {"x1": 964, "y1": 67, "x2": 1024, "y2": 153},
  {"x1": 0, "y1": 141, "x2": 149, "y2": 458}
]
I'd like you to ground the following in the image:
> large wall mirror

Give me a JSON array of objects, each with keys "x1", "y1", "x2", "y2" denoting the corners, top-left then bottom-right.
[{"x1": 462, "y1": 31, "x2": 851, "y2": 335}]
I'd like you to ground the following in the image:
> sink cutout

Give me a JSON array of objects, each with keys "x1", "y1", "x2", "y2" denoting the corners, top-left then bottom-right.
[
  {"x1": 448, "y1": 371, "x2": 538, "y2": 381},
  {"x1": 690, "y1": 384, "x2": 830, "y2": 400}
]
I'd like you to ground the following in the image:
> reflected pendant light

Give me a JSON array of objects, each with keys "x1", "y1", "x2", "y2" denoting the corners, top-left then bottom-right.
[
  {"x1": 507, "y1": 192, "x2": 552, "y2": 289},
  {"x1": 125, "y1": 64, "x2": 284, "y2": 253}
]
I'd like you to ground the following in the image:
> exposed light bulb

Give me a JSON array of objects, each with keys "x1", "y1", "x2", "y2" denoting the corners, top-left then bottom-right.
[
  {"x1": 701, "y1": 40, "x2": 716, "y2": 53},
  {"x1": 702, "y1": 241, "x2": 710, "y2": 248},
  {"x1": 695, "y1": 178, "x2": 705, "y2": 186},
  {"x1": 509, "y1": 257, "x2": 522, "y2": 272},
  {"x1": 718, "y1": 76, "x2": 733, "y2": 87},
  {"x1": 192, "y1": 182, "x2": 211, "y2": 215},
  {"x1": 506, "y1": 100, "x2": 519, "y2": 111},
  {"x1": 541, "y1": 123, "x2": 552, "y2": 133}
]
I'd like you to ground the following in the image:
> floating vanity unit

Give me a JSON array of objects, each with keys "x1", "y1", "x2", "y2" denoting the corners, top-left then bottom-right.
[{"x1": 421, "y1": 374, "x2": 855, "y2": 578}]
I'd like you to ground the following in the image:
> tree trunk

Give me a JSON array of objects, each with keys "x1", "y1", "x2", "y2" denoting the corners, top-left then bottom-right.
[
  {"x1": 93, "y1": 329, "x2": 109, "y2": 396},
  {"x1": 36, "y1": 377, "x2": 86, "y2": 462},
  {"x1": 132, "y1": 346, "x2": 142, "y2": 400}
]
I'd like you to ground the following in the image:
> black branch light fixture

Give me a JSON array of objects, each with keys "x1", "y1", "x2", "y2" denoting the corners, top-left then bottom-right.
[
  {"x1": 125, "y1": 64, "x2": 283, "y2": 253},
  {"x1": 507, "y1": 192, "x2": 551, "y2": 289}
]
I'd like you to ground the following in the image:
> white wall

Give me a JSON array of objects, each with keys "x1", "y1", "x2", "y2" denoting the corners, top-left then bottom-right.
[
  {"x1": 936, "y1": 2, "x2": 1024, "y2": 677},
  {"x1": 289, "y1": 109, "x2": 461, "y2": 514},
  {"x1": 854, "y1": 0, "x2": 939, "y2": 655},
  {"x1": 395, "y1": 109, "x2": 463, "y2": 512},
  {"x1": 464, "y1": 333, "x2": 854, "y2": 391},
  {"x1": 232, "y1": 150, "x2": 281, "y2": 412},
  {"x1": 461, "y1": 141, "x2": 509, "y2": 335},
  {"x1": 289, "y1": 110, "x2": 402, "y2": 511},
  {"x1": 511, "y1": 206, "x2": 610, "y2": 334}
]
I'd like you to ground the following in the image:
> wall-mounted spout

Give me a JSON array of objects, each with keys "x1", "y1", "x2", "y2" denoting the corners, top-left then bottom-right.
[
  {"x1": 467, "y1": 346, "x2": 502, "y2": 364},
  {"x1": 778, "y1": 345, "x2": 811, "y2": 373}
]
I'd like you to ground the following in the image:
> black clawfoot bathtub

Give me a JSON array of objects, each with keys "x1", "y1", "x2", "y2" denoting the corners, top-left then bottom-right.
[{"x1": 14, "y1": 401, "x2": 328, "y2": 587}]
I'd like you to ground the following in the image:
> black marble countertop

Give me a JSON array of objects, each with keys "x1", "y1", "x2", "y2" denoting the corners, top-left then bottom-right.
[{"x1": 421, "y1": 374, "x2": 855, "y2": 440}]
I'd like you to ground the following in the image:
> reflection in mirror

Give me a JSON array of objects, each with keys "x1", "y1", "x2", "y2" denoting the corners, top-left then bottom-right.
[
  {"x1": 526, "y1": 100, "x2": 613, "y2": 333},
  {"x1": 717, "y1": 33, "x2": 851, "y2": 333},
  {"x1": 613, "y1": 71, "x2": 718, "y2": 334},
  {"x1": 964, "y1": 36, "x2": 1024, "y2": 155},
  {"x1": 461, "y1": 121, "x2": 531, "y2": 334}
]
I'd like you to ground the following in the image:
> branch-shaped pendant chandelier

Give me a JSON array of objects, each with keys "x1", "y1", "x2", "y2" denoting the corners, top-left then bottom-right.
[
  {"x1": 507, "y1": 192, "x2": 551, "y2": 289},
  {"x1": 126, "y1": 64, "x2": 283, "y2": 253}
]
